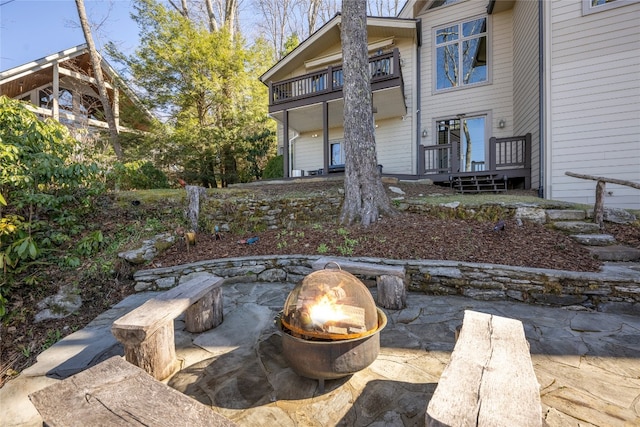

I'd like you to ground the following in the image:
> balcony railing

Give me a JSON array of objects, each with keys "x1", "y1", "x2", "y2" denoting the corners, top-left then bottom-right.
[
  {"x1": 419, "y1": 133, "x2": 532, "y2": 185},
  {"x1": 268, "y1": 49, "x2": 402, "y2": 107}
]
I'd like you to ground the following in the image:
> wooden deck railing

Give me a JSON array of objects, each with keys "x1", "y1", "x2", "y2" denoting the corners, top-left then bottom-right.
[
  {"x1": 419, "y1": 133, "x2": 532, "y2": 185},
  {"x1": 268, "y1": 49, "x2": 402, "y2": 106},
  {"x1": 420, "y1": 133, "x2": 531, "y2": 175}
]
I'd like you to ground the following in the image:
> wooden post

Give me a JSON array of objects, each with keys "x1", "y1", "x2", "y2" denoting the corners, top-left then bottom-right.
[
  {"x1": 566, "y1": 171, "x2": 640, "y2": 229},
  {"x1": 376, "y1": 275, "x2": 406, "y2": 310},
  {"x1": 112, "y1": 321, "x2": 178, "y2": 380},
  {"x1": 185, "y1": 287, "x2": 223, "y2": 332},
  {"x1": 594, "y1": 180, "x2": 606, "y2": 230}
]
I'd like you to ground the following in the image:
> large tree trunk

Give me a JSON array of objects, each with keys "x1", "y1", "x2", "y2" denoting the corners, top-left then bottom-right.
[
  {"x1": 75, "y1": 0, "x2": 123, "y2": 160},
  {"x1": 339, "y1": 0, "x2": 394, "y2": 226}
]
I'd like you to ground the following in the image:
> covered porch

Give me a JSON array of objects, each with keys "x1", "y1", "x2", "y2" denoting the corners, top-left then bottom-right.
[{"x1": 267, "y1": 48, "x2": 407, "y2": 178}]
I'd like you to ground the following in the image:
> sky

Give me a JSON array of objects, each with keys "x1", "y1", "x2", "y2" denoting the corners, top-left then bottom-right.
[{"x1": 0, "y1": 0, "x2": 140, "y2": 72}]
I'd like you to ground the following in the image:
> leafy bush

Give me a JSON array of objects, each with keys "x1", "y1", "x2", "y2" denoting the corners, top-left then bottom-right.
[
  {"x1": 263, "y1": 155, "x2": 284, "y2": 179},
  {"x1": 0, "y1": 96, "x2": 103, "y2": 319},
  {"x1": 107, "y1": 161, "x2": 170, "y2": 190}
]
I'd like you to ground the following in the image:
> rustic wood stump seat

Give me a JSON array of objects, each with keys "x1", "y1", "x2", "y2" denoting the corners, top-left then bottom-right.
[
  {"x1": 426, "y1": 310, "x2": 543, "y2": 427},
  {"x1": 312, "y1": 257, "x2": 407, "y2": 309},
  {"x1": 29, "y1": 356, "x2": 237, "y2": 427},
  {"x1": 112, "y1": 274, "x2": 224, "y2": 380}
]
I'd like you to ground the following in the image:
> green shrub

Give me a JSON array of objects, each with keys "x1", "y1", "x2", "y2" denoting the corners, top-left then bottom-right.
[
  {"x1": 108, "y1": 161, "x2": 169, "y2": 190},
  {"x1": 0, "y1": 96, "x2": 103, "y2": 320},
  {"x1": 263, "y1": 155, "x2": 284, "y2": 179}
]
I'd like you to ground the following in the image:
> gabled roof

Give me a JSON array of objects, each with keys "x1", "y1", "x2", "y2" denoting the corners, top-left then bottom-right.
[
  {"x1": 0, "y1": 44, "x2": 154, "y2": 128},
  {"x1": 260, "y1": 14, "x2": 418, "y2": 85},
  {"x1": 399, "y1": 0, "x2": 514, "y2": 18}
]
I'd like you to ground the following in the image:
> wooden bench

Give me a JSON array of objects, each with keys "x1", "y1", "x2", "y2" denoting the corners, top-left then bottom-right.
[
  {"x1": 29, "y1": 356, "x2": 237, "y2": 426},
  {"x1": 312, "y1": 257, "x2": 407, "y2": 309},
  {"x1": 425, "y1": 310, "x2": 542, "y2": 427},
  {"x1": 112, "y1": 274, "x2": 224, "y2": 380}
]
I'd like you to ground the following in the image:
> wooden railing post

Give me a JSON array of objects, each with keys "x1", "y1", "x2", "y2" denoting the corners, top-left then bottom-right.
[
  {"x1": 595, "y1": 180, "x2": 606, "y2": 230},
  {"x1": 566, "y1": 171, "x2": 640, "y2": 230}
]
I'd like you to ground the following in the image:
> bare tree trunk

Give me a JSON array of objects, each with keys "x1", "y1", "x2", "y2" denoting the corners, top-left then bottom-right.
[
  {"x1": 75, "y1": 0, "x2": 123, "y2": 160},
  {"x1": 204, "y1": 0, "x2": 219, "y2": 32},
  {"x1": 224, "y1": 0, "x2": 238, "y2": 39},
  {"x1": 340, "y1": 0, "x2": 394, "y2": 226},
  {"x1": 308, "y1": 0, "x2": 322, "y2": 35}
]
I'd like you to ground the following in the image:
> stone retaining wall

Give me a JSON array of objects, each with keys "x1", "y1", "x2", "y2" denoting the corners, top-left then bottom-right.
[{"x1": 133, "y1": 255, "x2": 640, "y2": 316}]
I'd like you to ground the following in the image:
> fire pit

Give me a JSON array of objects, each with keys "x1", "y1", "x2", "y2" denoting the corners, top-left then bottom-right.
[{"x1": 277, "y1": 264, "x2": 387, "y2": 390}]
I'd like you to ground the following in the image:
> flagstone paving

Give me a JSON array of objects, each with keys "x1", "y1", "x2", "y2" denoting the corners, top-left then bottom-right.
[{"x1": 2, "y1": 281, "x2": 639, "y2": 426}]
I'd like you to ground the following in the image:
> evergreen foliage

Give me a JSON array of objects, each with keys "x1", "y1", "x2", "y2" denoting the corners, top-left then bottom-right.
[
  {"x1": 0, "y1": 96, "x2": 103, "y2": 319},
  {"x1": 263, "y1": 155, "x2": 284, "y2": 179},
  {"x1": 107, "y1": 0, "x2": 276, "y2": 187}
]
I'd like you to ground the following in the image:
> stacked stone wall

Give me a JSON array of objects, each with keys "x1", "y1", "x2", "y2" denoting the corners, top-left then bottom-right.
[{"x1": 133, "y1": 255, "x2": 639, "y2": 316}]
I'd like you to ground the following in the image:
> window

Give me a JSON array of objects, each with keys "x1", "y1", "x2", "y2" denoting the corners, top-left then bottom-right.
[
  {"x1": 428, "y1": 0, "x2": 460, "y2": 9},
  {"x1": 435, "y1": 17, "x2": 487, "y2": 91},
  {"x1": 583, "y1": 0, "x2": 637, "y2": 14},
  {"x1": 330, "y1": 141, "x2": 345, "y2": 166}
]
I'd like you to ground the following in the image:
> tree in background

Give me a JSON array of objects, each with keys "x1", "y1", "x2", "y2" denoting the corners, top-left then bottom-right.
[
  {"x1": 254, "y1": 0, "x2": 402, "y2": 62},
  {"x1": 74, "y1": 0, "x2": 124, "y2": 160},
  {"x1": 339, "y1": 0, "x2": 394, "y2": 226},
  {"x1": 109, "y1": 0, "x2": 274, "y2": 187}
]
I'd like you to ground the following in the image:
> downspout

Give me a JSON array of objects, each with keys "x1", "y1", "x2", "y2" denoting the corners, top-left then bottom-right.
[
  {"x1": 289, "y1": 131, "x2": 300, "y2": 177},
  {"x1": 538, "y1": 0, "x2": 545, "y2": 198},
  {"x1": 415, "y1": 19, "x2": 422, "y2": 177}
]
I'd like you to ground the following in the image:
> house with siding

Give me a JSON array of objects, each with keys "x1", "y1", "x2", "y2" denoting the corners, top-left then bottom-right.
[
  {"x1": 260, "y1": 0, "x2": 640, "y2": 210},
  {"x1": 0, "y1": 44, "x2": 153, "y2": 137}
]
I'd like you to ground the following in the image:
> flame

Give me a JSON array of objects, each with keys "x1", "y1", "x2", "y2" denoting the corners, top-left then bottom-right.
[{"x1": 308, "y1": 294, "x2": 348, "y2": 327}]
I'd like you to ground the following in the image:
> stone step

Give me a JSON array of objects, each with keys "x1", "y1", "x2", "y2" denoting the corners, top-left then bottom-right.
[
  {"x1": 546, "y1": 209, "x2": 587, "y2": 221},
  {"x1": 553, "y1": 221, "x2": 601, "y2": 234},
  {"x1": 587, "y1": 245, "x2": 640, "y2": 262},
  {"x1": 570, "y1": 234, "x2": 616, "y2": 246}
]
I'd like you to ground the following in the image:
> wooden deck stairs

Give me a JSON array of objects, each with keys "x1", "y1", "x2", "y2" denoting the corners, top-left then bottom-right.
[{"x1": 451, "y1": 174, "x2": 507, "y2": 194}]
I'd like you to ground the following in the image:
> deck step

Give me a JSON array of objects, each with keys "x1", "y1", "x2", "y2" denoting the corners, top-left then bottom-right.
[{"x1": 451, "y1": 174, "x2": 507, "y2": 194}]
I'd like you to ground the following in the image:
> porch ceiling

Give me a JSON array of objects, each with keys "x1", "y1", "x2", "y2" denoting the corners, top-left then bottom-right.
[{"x1": 269, "y1": 87, "x2": 406, "y2": 134}]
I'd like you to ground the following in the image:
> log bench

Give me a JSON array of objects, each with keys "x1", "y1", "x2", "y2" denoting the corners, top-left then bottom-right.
[
  {"x1": 29, "y1": 356, "x2": 237, "y2": 427},
  {"x1": 312, "y1": 257, "x2": 406, "y2": 309},
  {"x1": 425, "y1": 310, "x2": 543, "y2": 427},
  {"x1": 112, "y1": 274, "x2": 224, "y2": 380}
]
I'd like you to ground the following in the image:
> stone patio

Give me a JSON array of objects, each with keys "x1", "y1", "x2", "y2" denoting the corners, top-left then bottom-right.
[{"x1": 2, "y1": 280, "x2": 639, "y2": 426}]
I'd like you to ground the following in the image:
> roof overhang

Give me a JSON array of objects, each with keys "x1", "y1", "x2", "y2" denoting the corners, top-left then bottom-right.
[
  {"x1": 0, "y1": 44, "x2": 154, "y2": 125},
  {"x1": 260, "y1": 15, "x2": 418, "y2": 85}
]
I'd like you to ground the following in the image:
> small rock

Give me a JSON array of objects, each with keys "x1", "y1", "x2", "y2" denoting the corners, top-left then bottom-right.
[
  {"x1": 34, "y1": 285, "x2": 83, "y2": 322},
  {"x1": 603, "y1": 208, "x2": 637, "y2": 224},
  {"x1": 441, "y1": 201, "x2": 460, "y2": 209},
  {"x1": 388, "y1": 186, "x2": 405, "y2": 195}
]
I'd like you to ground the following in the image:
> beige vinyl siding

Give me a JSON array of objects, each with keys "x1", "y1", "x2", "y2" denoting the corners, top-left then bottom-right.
[
  {"x1": 375, "y1": 117, "x2": 413, "y2": 173},
  {"x1": 512, "y1": 0, "x2": 540, "y2": 190},
  {"x1": 420, "y1": 1, "x2": 514, "y2": 151},
  {"x1": 291, "y1": 135, "x2": 323, "y2": 175},
  {"x1": 375, "y1": 40, "x2": 415, "y2": 174},
  {"x1": 548, "y1": 0, "x2": 640, "y2": 209},
  {"x1": 291, "y1": 127, "x2": 349, "y2": 174}
]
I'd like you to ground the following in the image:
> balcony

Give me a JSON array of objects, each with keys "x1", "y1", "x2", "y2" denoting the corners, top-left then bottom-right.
[{"x1": 267, "y1": 48, "x2": 405, "y2": 115}]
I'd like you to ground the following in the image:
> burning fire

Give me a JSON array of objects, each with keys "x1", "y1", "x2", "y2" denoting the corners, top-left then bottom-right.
[{"x1": 308, "y1": 295, "x2": 349, "y2": 328}]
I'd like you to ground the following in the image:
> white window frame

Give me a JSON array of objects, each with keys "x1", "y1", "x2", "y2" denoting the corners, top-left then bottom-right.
[
  {"x1": 432, "y1": 15, "x2": 490, "y2": 94},
  {"x1": 582, "y1": 0, "x2": 639, "y2": 15}
]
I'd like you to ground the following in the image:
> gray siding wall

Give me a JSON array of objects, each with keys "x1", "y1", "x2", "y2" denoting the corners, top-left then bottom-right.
[
  {"x1": 512, "y1": 0, "x2": 540, "y2": 190},
  {"x1": 547, "y1": 0, "x2": 640, "y2": 209}
]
